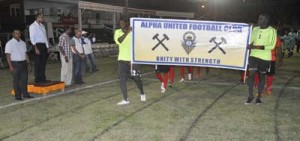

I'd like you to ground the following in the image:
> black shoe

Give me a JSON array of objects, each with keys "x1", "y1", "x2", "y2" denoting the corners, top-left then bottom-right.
[
  {"x1": 245, "y1": 97, "x2": 254, "y2": 105},
  {"x1": 288, "y1": 52, "x2": 293, "y2": 57},
  {"x1": 34, "y1": 82, "x2": 44, "y2": 86},
  {"x1": 256, "y1": 98, "x2": 262, "y2": 105},
  {"x1": 15, "y1": 98, "x2": 23, "y2": 101},
  {"x1": 74, "y1": 82, "x2": 82, "y2": 85},
  {"x1": 24, "y1": 95, "x2": 34, "y2": 99},
  {"x1": 92, "y1": 69, "x2": 99, "y2": 73}
]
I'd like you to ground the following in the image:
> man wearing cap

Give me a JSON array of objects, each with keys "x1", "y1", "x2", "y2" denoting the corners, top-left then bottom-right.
[
  {"x1": 5, "y1": 30, "x2": 34, "y2": 100},
  {"x1": 82, "y1": 31, "x2": 98, "y2": 73}
]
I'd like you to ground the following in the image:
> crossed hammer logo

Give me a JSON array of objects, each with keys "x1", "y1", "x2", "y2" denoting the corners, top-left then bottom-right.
[
  {"x1": 152, "y1": 34, "x2": 169, "y2": 51},
  {"x1": 208, "y1": 37, "x2": 227, "y2": 54}
]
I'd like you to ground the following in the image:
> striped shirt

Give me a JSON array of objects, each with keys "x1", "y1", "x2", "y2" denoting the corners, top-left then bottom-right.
[{"x1": 58, "y1": 33, "x2": 72, "y2": 59}]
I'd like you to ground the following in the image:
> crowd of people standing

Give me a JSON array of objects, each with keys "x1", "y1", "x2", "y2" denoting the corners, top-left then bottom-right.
[{"x1": 5, "y1": 13, "x2": 99, "y2": 100}]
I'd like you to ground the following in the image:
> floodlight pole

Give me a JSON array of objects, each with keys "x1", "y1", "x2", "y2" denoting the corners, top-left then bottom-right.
[
  {"x1": 214, "y1": 0, "x2": 217, "y2": 20},
  {"x1": 125, "y1": 0, "x2": 129, "y2": 16}
]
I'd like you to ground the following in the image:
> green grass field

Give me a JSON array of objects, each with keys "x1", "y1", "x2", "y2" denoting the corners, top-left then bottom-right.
[{"x1": 0, "y1": 54, "x2": 299, "y2": 141}]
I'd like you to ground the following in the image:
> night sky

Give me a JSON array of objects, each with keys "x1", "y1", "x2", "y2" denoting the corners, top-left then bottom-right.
[{"x1": 86, "y1": 0, "x2": 300, "y2": 25}]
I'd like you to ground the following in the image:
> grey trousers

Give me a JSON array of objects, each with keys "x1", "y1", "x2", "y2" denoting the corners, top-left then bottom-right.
[
  {"x1": 118, "y1": 61, "x2": 144, "y2": 101},
  {"x1": 11, "y1": 61, "x2": 30, "y2": 99}
]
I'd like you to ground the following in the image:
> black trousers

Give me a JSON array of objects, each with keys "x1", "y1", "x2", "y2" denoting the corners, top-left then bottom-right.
[
  {"x1": 297, "y1": 41, "x2": 300, "y2": 53},
  {"x1": 11, "y1": 61, "x2": 30, "y2": 99},
  {"x1": 118, "y1": 61, "x2": 144, "y2": 101},
  {"x1": 34, "y1": 43, "x2": 48, "y2": 83}
]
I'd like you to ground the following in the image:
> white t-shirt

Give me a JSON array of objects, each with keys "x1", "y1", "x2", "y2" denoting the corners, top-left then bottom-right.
[
  {"x1": 70, "y1": 37, "x2": 84, "y2": 54},
  {"x1": 5, "y1": 38, "x2": 27, "y2": 61},
  {"x1": 83, "y1": 37, "x2": 93, "y2": 54}
]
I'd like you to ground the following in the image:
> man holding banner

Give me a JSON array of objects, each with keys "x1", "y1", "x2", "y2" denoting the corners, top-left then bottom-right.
[
  {"x1": 114, "y1": 17, "x2": 146, "y2": 105},
  {"x1": 246, "y1": 14, "x2": 277, "y2": 105}
]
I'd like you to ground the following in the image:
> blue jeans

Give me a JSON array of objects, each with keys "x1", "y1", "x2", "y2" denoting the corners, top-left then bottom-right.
[
  {"x1": 73, "y1": 54, "x2": 83, "y2": 83},
  {"x1": 83, "y1": 53, "x2": 97, "y2": 72}
]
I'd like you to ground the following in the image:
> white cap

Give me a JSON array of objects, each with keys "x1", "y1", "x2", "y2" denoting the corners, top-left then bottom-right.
[{"x1": 82, "y1": 31, "x2": 88, "y2": 34}]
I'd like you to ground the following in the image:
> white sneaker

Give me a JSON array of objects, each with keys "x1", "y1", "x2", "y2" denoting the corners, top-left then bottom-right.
[
  {"x1": 179, "y1": 78, "x2": 185, "y2": 83},
  {"x1": 160, "y1": 82, "x2": 164, "y2": 90},
  {"x1": 188, "y1": 73, "x2": 192, "y2": 80},
  {"x1": 161, "y1": 87, "x2": 166, "y2": 93},
  {"x1": 140, "y1": 94, "x2": 146, "y2": 102},
  {"x1": 117, "y1": 100, "x2": 129, "y2": 105}
]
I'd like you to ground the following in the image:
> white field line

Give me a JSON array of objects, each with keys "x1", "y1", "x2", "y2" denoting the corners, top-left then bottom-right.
[{"x1": 0, "y1": 72, "x2": 153, "y2": 110}]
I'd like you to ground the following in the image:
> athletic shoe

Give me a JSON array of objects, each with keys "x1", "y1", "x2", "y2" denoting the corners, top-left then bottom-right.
[
  {"x1": 161, "y1": 83, "x2": 164, "y2": 90},
  {"x1": 140, "y1": 94, "x2": 146, "y2": 102},
  {"x1": 188, "y1": 73, "x2": 192, "y2": 80},
  {"x1": 179, "y1": 78, "x2": 185, "y2": 83},
  {"x1": 266, "y1": 88, "x2": 272, "y2": 95},
  {"x1": 256, "y1": 98, "x2": 262, "y2": 105},
  {"x1": 245, "y1": 97, "x2": 254, "y2": 105},
  {"x1": 161, "y1": 87, "x2": 166, "y2": 93},
  {"x1": 117, "y1": 100, "x2": 129, "y2": 105}
]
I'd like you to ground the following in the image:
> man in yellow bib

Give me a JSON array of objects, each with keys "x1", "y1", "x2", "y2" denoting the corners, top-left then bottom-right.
[
  {"x1": 246, "y1": 14, "x2": 277, "y2": 105},
  {"x1": 114, "y1": 17, "x2": 146, "y2": 105}
]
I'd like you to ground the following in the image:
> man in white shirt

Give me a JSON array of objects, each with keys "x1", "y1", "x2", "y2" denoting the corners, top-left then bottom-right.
[
  {"x1": 5, "y1": 30, "x2": 34, "y2": 100},
  {"x1": 70, "y1": 29, "x2": 85, "y2": 85},
  {"x1": 29, "y1": 13, "x2": 49, "y2": 85},
  {"x1": 82, "y1": 31, "x2": 98, "y2": 73}
]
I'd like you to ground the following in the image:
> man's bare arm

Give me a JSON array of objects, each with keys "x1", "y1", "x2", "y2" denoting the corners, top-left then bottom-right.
[
  {"x1": 6, "y1": 54, "x2": 15, "y2": 72},
  {"x1": 71, "y1": 45, "x2": 80, "y2": 55}
]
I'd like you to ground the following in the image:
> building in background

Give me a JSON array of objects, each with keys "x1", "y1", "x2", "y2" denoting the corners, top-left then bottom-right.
[
  {"x1": 0, "y1": 0, "x2": 195, "y2": 46},
  {"x1": 0, "y1": 0, "x2": 299, "y2": 48}
]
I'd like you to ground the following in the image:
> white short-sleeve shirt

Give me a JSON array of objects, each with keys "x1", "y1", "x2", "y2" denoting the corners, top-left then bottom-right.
[
  {"x1": 5, "y1": 38, "x2": 27, "y2": 61},
  {"x1": 83, "y1": 38, "x2": 93, "y2": 54},
  {"x1": 70, "y1": 37, "x2": 84, "y2": 54}
]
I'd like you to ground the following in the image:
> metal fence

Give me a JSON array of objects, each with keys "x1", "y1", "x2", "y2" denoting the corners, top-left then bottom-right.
[
  {"x1": 47, "y1": 43, "x2": 118, "y2": 62},
  {"x1": 92, "y1": 43, "x2": 118, "y2": 58}
]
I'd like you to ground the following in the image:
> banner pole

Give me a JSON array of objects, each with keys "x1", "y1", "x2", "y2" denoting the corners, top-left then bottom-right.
[{"x1": 244, "y1": 24, "x2": 252, "y2": 84}]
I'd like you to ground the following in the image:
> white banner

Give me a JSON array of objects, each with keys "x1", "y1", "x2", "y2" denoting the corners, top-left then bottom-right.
[{"x1": 131, "y1": 18, "x2": 251, "y2": 70}]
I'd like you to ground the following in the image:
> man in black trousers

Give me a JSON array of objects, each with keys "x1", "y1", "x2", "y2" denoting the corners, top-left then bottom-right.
[
  {"x1": 29, "y1": 13, "x2": 49, "y2": 85},
  {"x1": 5, "y1": 30, "x2": 34, "y2": 100}
]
